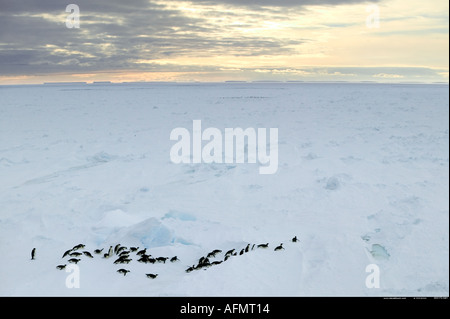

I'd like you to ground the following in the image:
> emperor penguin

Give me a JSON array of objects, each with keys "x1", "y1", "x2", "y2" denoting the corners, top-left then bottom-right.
[{"x1": 31, "y1": 248, "x2": 36, "y2": 260}]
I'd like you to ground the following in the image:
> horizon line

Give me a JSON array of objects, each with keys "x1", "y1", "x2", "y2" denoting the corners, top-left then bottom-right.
[{"x1": 0, "y1": 80, "x2": 448, "y2": 87}]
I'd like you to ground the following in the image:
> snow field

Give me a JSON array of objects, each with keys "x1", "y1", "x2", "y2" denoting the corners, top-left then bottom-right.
[{"x1": 0, "y1": 83, "x2": 448, "y2": 296}]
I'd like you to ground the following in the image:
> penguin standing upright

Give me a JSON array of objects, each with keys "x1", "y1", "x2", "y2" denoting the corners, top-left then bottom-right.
[
  {"x1": 106, "y1": 246, "x2": 113, "y2": 258},
  {"x1": 31, "y1": 248, "x2": 36, "y2": 260}
]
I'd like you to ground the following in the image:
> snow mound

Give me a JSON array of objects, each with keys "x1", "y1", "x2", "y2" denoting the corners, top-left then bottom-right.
[
  {"x1": 94, "y1": 209, "x2": 142, "y2": 229},
  {"x1": 122, "y1": 218, "x2": 174, "y2": 248}
]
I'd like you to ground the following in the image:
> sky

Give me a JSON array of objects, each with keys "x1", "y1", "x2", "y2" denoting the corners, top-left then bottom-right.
[{"x1": 0, "y1": 0, "x2": 448, "y2": 84}]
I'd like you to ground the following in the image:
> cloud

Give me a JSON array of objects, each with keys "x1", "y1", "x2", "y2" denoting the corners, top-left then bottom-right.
[
  {"x1": 0, "y1": 0, "x2": 311, "y2": 76},
  {"x1": 0, "y1": 0, "x2": 155, "y2": 14},
  {"x1": 0, "y1": 0, "x2": 446, "y2": 83},
  {"x1": 241, "y1": 67, "x2": 446, "y2": 82},
  {"x1": 190, "y1": 0, "x2": 380, "y2": 7},
  {"x1": 373, "y1": 73, "x2": 404, "y2": 79}
]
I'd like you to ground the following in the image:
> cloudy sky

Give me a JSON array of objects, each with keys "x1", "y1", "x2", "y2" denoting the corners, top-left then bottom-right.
[{"x1": 0, "y1": 0, "x2": 448, "y2": 84}]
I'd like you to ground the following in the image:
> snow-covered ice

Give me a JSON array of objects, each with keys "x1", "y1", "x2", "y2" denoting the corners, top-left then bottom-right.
[{"x1": 0, "y1": 82, "x2": 448, "y2": 296}]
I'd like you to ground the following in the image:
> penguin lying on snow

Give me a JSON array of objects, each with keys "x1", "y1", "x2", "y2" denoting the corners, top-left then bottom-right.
[
  {"x1": 146, "y1": 273, "x2": 158, "y2": 279},
  {"x1": 94, "y1": 248, "x2": 103, "y2": 254},
  {"x1": 207, "y1": 249, "x2": 222, "y2": 258},
  {"x1": 257, "y1": 243, "x2": 269, "y2": 249},
  {"x1": 72, "y1": 244, "x2": 85, "y2": 251},
  {"x1": 114, "y1": 257, "x2": 132, "y2": 264},
  {"x1": 56, "y1": 265, "x2": 66, "y2": 270},
  {"x1": 83, "y1": 251, "x2": 94, "y2": 258},
  {"x1": 274, "y1": 243, "x2": 284, "y2": 251},
  {"x1": 136, "y1": 248, "x2": 147, "y2": 256},
  {"x1": 62, "y1": 249, "x2": 72, "y2": 258},
  {"x1": 68, "y1": 258, "x2": 80, "y2": 264},
  {"x1": 117, "y1": 269, "x2": 130, "y2": 276},
  {"x1": 156, "y1": 257, "x2": 168, "y2": 263},
  {"x1": 69, "y1": 252, "x2": 82, "y2": 257},
  {"x1": 225, "y1": 249, "x2": 235, "y2": 257},
  {"x1": 138, "y1": 256, "x2": 154, "y2": 264},
  {"x1": 185, "y1": 266, "x2": 195, "y2": 273}
]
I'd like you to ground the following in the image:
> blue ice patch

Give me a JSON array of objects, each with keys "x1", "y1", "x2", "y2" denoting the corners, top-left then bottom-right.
[{"x1": 370, "y1": 244, "x2": 390, "y2": 260}]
